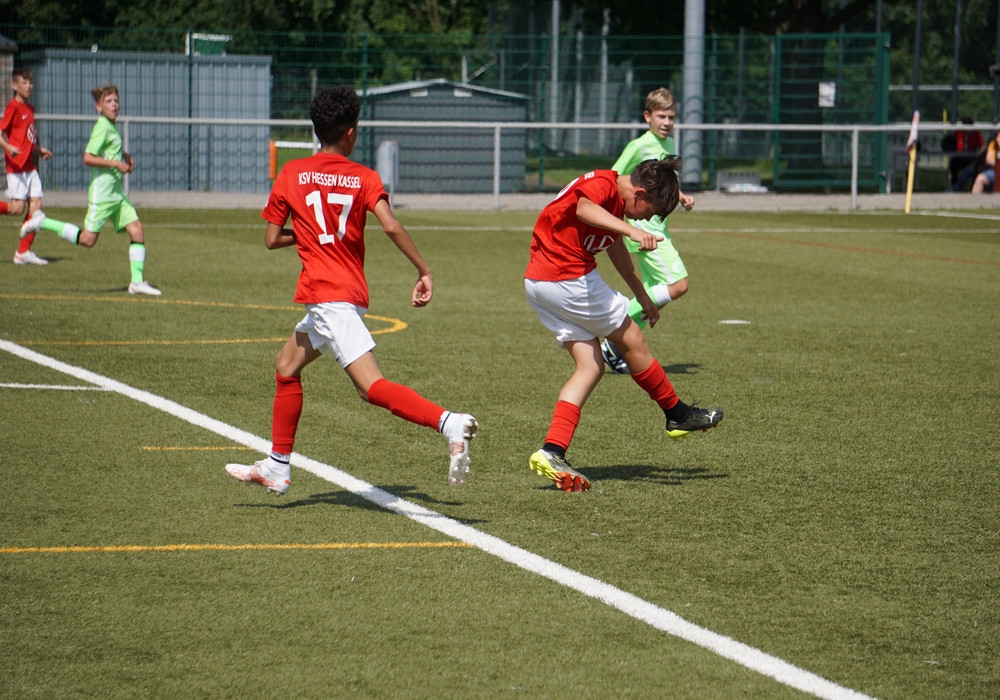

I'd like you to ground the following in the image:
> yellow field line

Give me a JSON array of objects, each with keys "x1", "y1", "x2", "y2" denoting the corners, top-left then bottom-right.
[
  {"x1": 1, "y1": 292, "x2": 407, "y2": 341},
  {"x1": 1, "y1": 542, "x2": 471, "y2": 554},
  {"x1": 0, "y1": 292, "x2": 298, "y2": 311},
  {"x1": 20, "y1": 338, "x2": 291, "y2": 347}
]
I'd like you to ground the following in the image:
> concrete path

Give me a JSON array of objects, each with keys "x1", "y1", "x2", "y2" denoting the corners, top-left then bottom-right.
[{"x1": 40, "y1": 189, "x2": 1000, "y2": 213}]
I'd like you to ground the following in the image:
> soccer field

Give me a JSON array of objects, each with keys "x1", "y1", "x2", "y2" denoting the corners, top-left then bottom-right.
[{"x1": 2, "y1": 206, "x2": 998, "y2": 698}]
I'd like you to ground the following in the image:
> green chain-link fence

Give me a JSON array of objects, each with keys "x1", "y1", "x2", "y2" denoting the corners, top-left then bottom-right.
[{"x1": 2, "y1": 24, "x2": 902, "y2": 192}]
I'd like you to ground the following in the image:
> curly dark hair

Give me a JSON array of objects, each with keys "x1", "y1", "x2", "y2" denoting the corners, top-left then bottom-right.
[
  {"x1": 630, "y1": 156, "x2": 682, "y2": 216},
  {"x1": 309, "y1": 86, "x2": 361, "y2": 146}
]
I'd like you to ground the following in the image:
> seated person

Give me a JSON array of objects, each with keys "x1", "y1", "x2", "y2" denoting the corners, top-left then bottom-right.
[{"x1": 971, "y1": 130, "x2": 1000, "y2": 194}]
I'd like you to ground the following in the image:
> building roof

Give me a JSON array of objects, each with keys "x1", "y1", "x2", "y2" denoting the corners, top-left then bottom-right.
[{"x1": 360, "y1": 78, "x2": 527, "y2": 101}]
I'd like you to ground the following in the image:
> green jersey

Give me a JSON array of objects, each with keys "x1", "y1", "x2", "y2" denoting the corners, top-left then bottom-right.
[
  {"x1": 612, "y1": 130, "x2": 675, "y2": 236},
  {"x1": 86, "y1": 116, "x2": 125, "y2": 204}
]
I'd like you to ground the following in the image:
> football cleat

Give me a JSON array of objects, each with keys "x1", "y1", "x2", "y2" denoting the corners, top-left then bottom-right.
[
  {"x1": 128, "y1": 280, "x2": 162, "y2": 296},
  {"x1": 666, "y1": 405, "x2": 724, "y2": 440},
  {"x1": 529, "y1": 449, "x2": 590, "y2": 492},
  {"x1": 225, "y1": 458, "x2": 291, "y2": 495},
  {"x1": 13, "y1": 250, "x2": 49, "y2": 265},
  {"x1": 442, "y1": 413, "x2": 478, "y2": 485},
  {"x1": 600, "y1": 339, "x2": 630, "y2": 374},
  {"x1": 19, "y1": 210, "x2": 45, "y2": 239}
]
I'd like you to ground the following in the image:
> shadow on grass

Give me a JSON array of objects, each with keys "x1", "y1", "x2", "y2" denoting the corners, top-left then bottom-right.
[
  {"x1": 660, "y1": 363, "x2": 703, "y2": 375},
  {"x1": 533, "y1": 465, "x2": 727, "y2": 490},
  {"x1": 233, "y1": 484, "x2": 468, "y2": 512},
  {"x1": 602, "y1": 363, "x2": 704, "y2": 376}
]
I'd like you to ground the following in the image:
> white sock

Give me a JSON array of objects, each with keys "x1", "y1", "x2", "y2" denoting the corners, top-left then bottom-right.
[{"x1": 648, "y1": 284, "x2": 673, "y2": 306}]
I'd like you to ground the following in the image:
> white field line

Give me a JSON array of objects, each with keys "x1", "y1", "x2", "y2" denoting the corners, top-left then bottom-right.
[
  {"x1": 0, "y1": 383, "x2": 111, "y2": 390},
  {"x1": 1, "y1": 338, "x2": 872, "y2": 700}
]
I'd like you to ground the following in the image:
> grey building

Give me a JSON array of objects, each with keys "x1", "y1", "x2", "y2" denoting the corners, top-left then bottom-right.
[
  {"x1": 24, "y1": 48, "x2": 272, "y2": 193},
  {"x1": 359, "y1": 79, "x2": 528, "y2": 194}
]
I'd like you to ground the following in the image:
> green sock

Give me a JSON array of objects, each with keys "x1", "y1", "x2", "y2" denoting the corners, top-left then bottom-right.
[
  {"x1": 129, "y1": 243, "x2": 145, "y2": 284},
  {"x1": 626, "y1": 298, "x2": 649, "y2": 329},
  {"x1": 41, "y1": 217, "x2": 80, "y2": 244}
]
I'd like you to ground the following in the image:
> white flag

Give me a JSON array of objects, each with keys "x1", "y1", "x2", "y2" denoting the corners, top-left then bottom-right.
[{"x1": 906, "y1": 111, "x2": 920, "y2": 152}]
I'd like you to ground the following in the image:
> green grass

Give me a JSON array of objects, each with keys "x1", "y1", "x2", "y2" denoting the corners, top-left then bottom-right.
[{"x1": 2, "y1": 207, "x2": 999, "y2": 698}]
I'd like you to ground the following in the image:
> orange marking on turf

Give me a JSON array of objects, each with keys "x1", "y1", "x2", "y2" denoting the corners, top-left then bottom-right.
[
  {"x1": 0, "y1": 293, "x2": 406, "y2": 341},
  {"x1": 0, "y1": 542, "x2": 471, "y2": 554},
  {"x1": 21, "y1": 338, "x2": 291, "y2": 347},
  {"x1": 701, "y1": 230, "x2": 1000, "y2": 267}
]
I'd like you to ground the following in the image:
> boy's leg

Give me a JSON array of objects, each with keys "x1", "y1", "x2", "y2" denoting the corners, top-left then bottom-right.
[
  {"x1": 607, "y1": 319, "x2": 724, "y2": 439},
  {"x1": 529, "y1": 340, "x2": 603, "y2": 492},
  {"x1": 602, "y1": 240, "x2": 688, "y2": 373},
  {"x1": 11, "y1": 197, "x2": 49, "y2": 264},
  {"x1": 626, "y1": 243, "x2": 689, "y2": 327},
  {"x1": 122, "y1": 218, "x2": 161, "y2": 296},
  {"x1": 33, "y1": 214, "x2": 81, "y2": 243},
  {"x1": 225, "y1": 332, "x2": 320, "y2": 495},
  {"x1": 353, "y1": 352, "x2": 479, "y2": 485}
]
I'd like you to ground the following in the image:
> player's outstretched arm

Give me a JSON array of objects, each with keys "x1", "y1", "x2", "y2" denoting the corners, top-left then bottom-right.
[
  {"x1": 264, "y1": 222, "x2": 296, "y2": 250},
  {"x1": 576, "y1": 197, "x2": 660, "y2": 251},
  {"x1": 372, "y1": 198, "x2": 433, "y2": 307}
]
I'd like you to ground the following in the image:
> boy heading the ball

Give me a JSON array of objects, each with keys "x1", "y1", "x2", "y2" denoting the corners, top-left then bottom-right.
[
  {"x1": 524, "y1": 158, "x2": 722, "y2": 492},
  {"x1": 225, "y1": 85, "x2": 478, "y2": 495}
]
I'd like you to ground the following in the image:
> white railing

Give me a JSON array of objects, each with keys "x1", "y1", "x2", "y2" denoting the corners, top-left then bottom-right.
[{"x1": 36, "y1": 114, "x2": 999, "y2": 210}]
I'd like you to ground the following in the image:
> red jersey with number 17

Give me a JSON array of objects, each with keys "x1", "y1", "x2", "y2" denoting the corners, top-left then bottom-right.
[
  {"x1": 524, "y1": 170, "x2": 625, "y2": 282},
  {"x1": 262, "y1": 152, "x2": 388, "y2": 307}
]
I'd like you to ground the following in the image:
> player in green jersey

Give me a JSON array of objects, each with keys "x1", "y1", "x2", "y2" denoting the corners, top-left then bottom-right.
[
  {"x1": 601, "y1": 88, "x2": 693, "y2": 373},
  {"x1": 22, "y1": 84, "x2": 160, "y2": 295}
]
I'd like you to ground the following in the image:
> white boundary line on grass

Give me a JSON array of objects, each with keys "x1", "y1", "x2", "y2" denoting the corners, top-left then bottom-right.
[{"x1": 1, "y1": 338, "x2": 873, "y2": 700}]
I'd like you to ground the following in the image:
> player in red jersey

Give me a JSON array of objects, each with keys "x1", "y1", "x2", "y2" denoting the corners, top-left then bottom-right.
[
  {"x1": 524, "y1": 159, "x2": 723, "y2": 492},
  {"x1": 225, "y1": 86, "x2": 478, "y2": 494},
  {"x1": 0, "y1": 67, "x2": 52, "y2": 265}
]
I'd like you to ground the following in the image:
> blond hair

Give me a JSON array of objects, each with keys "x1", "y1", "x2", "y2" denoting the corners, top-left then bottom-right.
[{"x1": 644, "y1": 87, "x2": 675, "y2": 113}]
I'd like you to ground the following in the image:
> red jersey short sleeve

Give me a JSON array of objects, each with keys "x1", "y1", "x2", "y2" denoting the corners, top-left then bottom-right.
[
  {"x1": 1, "y1": 100, "x2": 38, "y2": 174},
  {"x1": 524, "y1": 170, "x2": 625, "y2": 282},
  {"x1": 262, "y1": 152, "x2": 388, "y2": 307}
]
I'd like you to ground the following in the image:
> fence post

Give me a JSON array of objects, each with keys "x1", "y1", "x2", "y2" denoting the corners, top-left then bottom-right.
[
  {"x1": 851, "y1": 128, "x2": 859, "y2": 209},
  {"x1": 494, "y1": 124, "x2": 501, "y2": 210}
]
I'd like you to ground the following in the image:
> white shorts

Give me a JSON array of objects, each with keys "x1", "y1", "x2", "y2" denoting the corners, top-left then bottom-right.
[
  {"x1": 525, "y1": 269, "x2": 630, "y2": 347},
  {"x1": 295, "y1": 302, "x2": 376, "y2": 369},
  {"x1": 6, "y1": 170, "x2": 43, "y2": 201}
]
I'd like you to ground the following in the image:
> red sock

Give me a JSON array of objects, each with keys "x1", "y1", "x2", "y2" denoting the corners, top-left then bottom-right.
[
  {"x1": 366, "y1": 378, "x2": 445, "y2": 430},
  {"x1": 631, "y1": 360, "x2": 679, "y2": 411},
  {"x1": 543, "y1": 400, "x2": 581, "y2": 452},
  {"x1": 18, "y1": 229, "x2": 35, "y2": 255},
  {"x1": 16, "y1": 212, "x2": 33, "y2": 254},
  {"x1": 0, "y1": 202, "x2": 8, "y2": 214},
  {"x1": 271, "y1": 372, "x2": 303, "y2": 454}
]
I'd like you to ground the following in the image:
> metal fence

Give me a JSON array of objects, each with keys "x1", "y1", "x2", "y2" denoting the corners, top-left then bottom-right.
[
  {"x1": 4, "y1": 23, "x2": 994, "y2": 196},
  {"x1": 33, "y1": 114, "x2": 977, "y2": 205}
]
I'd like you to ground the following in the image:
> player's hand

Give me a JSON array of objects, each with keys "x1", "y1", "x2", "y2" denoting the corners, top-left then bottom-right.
[
  {"x1": 412, "y1": 273, "x2": 433, "y2": 307},
  {"x1": 6, "y1": 145, "x2": 20, "y2": 156},
  {"x1": 630, "y1": 230, "x2": 662, "y2": 251},
  {"x1": 641, "y1": 300, "x2": 660, "y2": 328},
  {"x1": 39, "y1": 147, "x2": 53, "y2": 160},
  {"x1": 680, "y1": 193, "x2": 695, "y2": 211}
]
